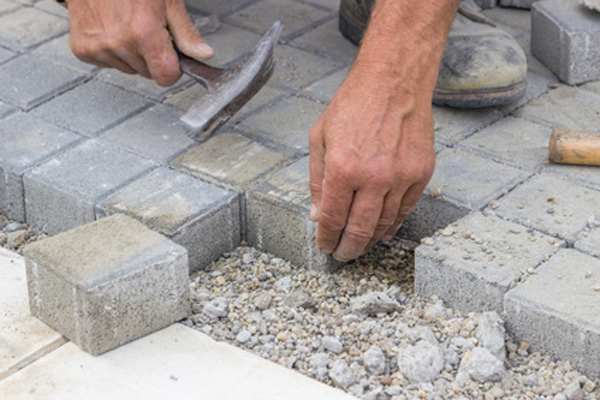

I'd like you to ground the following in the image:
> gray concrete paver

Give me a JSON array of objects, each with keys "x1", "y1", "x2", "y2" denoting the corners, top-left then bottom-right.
[
  {"x1": 301, "y1": 66, "x2": 350, "y2": 103},
  {"x1": 0, "y1": 101, "x2": 16, "y2": 120},
  {"x1": 34, "y1": 0, "x2": 69, "y2": 18},
  {"x1": 432, "y1": 105, "x2": 504, "y2": 146},
  {"x1": 576, "y1": 225, "x2": 600, "y2": 259},
  {"x1": 290, "y1": 19, "x2": 358, "y2": 65},
  {"x1": 0, "y1": 46, "x2": 15, "y2": 65},
  {"x1": 0, "y1": 7, "x2": 68, "y2": 51},
  {"x1": 0, "y1": 0, "x2": 19, "y2": 15},
  {"x1": 31, "y1": 34, "x2": 98, "y2": 73},
  {"x1": 544, "y1": 164, "x2": 600, "y2": 192},
  {"x1": 201, "y1": 23, "x2": 263, "y2": 67},
  {"x1": 96, "y1": 69, "x2": 191, "y2": 101},
  {"x1": 482, "y1": 6, "x2": 531, "y2": 33},
  {"x1": 185, "y1": 0, "x2": 255, "y2": 17}
]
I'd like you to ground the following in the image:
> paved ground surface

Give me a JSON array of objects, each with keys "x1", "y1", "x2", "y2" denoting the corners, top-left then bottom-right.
[{"x1": 0, "y1": 0, "x2": 599, "y2": 396}]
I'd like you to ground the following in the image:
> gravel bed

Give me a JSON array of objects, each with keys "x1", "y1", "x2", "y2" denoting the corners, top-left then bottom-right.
[{"x1": 2, "y1": 214, "x2": 598, "y2": 399}]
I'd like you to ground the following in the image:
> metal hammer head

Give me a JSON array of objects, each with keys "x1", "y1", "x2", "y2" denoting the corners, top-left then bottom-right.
[{"x1": 179, "y1": 21, "x2": 283, "y2": 141}]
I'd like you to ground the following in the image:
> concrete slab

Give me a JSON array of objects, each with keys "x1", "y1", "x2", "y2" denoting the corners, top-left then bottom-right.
[
  {"x1": 98, "y1": 167, "x2": 241, "y2": 272},
  {"x1": 34, "y1": 0, "x2": 69, "y2": 18},
  {"x1": 23, "y1": 139, "x2": 156, "y2": 235},
  {"x1": 499, "y1": 0, "x2": 540, "y2": 8},
  {"x1": 494, "y1": 171, "x2": 600, "y2": 244},
  {"x1": 0, "y1": 112, "x2": 82, "y2": 221},
  {"x1": 0, "y1": 0, "x2": 19, "y2": 15},
  {"x1": 432, "y1": 105, "x2": 504, "y2": 146},
  {"x1": 0, "y1": 46, "x2": 15, "y2": 65},
  {"x1": 301, "y1": 66, "x2": 350, "y2": 103},
  {"x1": 0, "y1": 323, "x2": 356, "y2": 399},
  {"x1": 544, "y1": 163, "x2": 600, "y2": 192},
  {"x1": 31, "y1": 34, "x2": 97, "y2": 73},
  {"x1": 576, "y1": 225, "x2": 600, "y2": 258},
  {"x1": 482, "y1": 6, "x2": 532, "y2": 32},
  {"x1": 184, "y1": 0, "x2": 255, "y2": 17},
  {"x1": 96, "y1": 69, "x2": 190, "y2": 101},
  {"x1": 0, "y1": 7, "x2": 68, "y2": 51},
  {"x1": 290, "y1": 19, "x2": 358, "y2": 64},
  {"x1": 0, "y1": 54, "x2": 88, "y2": 111},
  {"x1": 0, "y1": 247, "x2": 66, "y2": 382},
  {"x1": 24, "y1": 214, "x2": 190, "y2": 355},
  {"x1": 0, "y1": 101, "x2": 17, "y2": 120},
  {"x1": 504, "y1": 249, "x2": 600, "y2": 379},
  {"x1": 201, "y1": 23, "x2": 263, "y2": 67}
]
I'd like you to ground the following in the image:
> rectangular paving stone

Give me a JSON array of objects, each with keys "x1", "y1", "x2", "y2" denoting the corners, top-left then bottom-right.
[
  {"x1": 504, "y1": 249, "x2": 600, "y2": 379},
  {"x1": 99, "y1": 104, "x2": 194, "y2": 164},
  {"x1": 544, "y1": 163, "x2": 600, "y2": 191},
  {"x1": 34, "y1": 0, "x2": 69, "y2": 18},
  {"x1": 201, "y1": 23, "x2": 262, "y2": 67},
  {"x1": 0, "y1": 112, "x2": 82, "y2": 221},
  {"x1": 0, "y1": 7, "x2": 68, "y2": 51},
  {"x1": 97, "y1": 168, "x2": 241, "y2": 272},
  {"x1": 476, "y1": 0, "x2": 498, "y2": 9},
  {"x1": 240, "y1": 95, "x2": 326, "y2": 152},
  {"x1": 23, "y1": 139, "x2": 156, "y2": 235},
  {"x1": 184, "y1": 0, "x2": 255, "y2": 17},
  {"x1": 301, "y1": 66, "x2": 350, "y2": 103},
  {"x1": 24, "y1": 214, "x2": 190, "y2": 355},
  {"x1": 532, "y1": 0, "x2": 600, "y2": 85},
  {"x1": 499, "y1": 0, "x2": 540, "y2": 8},
  {"x1": 482, "y1": 7, "x2": 531, "y2": 32},
  {"x1": 513, "y1": 85, "x2": 600, "y2": 131},
  {"x1": 493, "y1": 171, "x2": 600, "y2": 244},
  {"x1": 415, "y1": 212, "x2": 563, "y2": 313},
  {"x1": 246, "y1": 156, "x2": 343, "y2": 271},
  {"x1": 576, "y1": 223, "x2": 600, "y2": 258},
  {"x1": 96, "y1": 69, "x2": 190, "y2": 101},
  {"x1": 290, "y1": 19, "x2": 358, "y2": 65},
  {"x1": 458, "y1": 116, "x2": 553, "y2": 171},
  {"x1": 0, "y1": 46, "x2": 15, "y2": 65},
  {"x1": 432, "y1": 105, "x2": 504, "y2": 146},
  {"x1": 0, "y1": 101, "x2": 17, "y2": 119},
  {"x1": 583, "y1": 80, "x2": 600, "y2": 95},
  {"x1": 225, "y1": 0, "x2": 331, "y2": 40},
  {"x1": 0, "y1": 0, "x2": 19, "y2": 15},
  {"x1": 32, "y1": 80, "x2": 150, "y2": 137},
  {"x1": 32, "y1": 34, "x2": 99, "y2": 73},
  {"x1": 0, "y1": 324, "x2": 356, "y2": 400},
  {"x1": 425, "y1": 147, "x2": 529, "y2": 211},
  {"x1": 0, "y1": 54, "x2": 88, "y2": 111},
  {"x1": 0, "y1": 248, "x2": 66, "y2": 382}
]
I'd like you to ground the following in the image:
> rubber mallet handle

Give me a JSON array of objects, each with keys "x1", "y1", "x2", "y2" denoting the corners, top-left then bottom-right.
[{"x1": 549, "y1": 128, "x2": 600, "y2": 166}]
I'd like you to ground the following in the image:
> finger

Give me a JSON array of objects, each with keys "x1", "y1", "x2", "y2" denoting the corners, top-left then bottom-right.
[
  {"x1": 92, "y1": 52, "x2": 138, "y2": 75},
  {"x1": 383, "y1": 182, "x2": 426, "y2": 240},
  {"x1": 316, "y1": 174, "x2": 354, "y2": 255},
  {"x1": 308, "y1": 121, "x2": 325, "y2": 222},
  {"x1": 138, "y1": 28, "x2": 183, "y2": 86},
  {"x1": 166, "y1": 0, "x2": 214, "y2": 60},
  {"x1": 114, "y1": 48, "x2": 152, "y2": 79},
  {"x1": 332, "y1": 189, "x2": 385, "y2": 262},
  {"x1": 364, "y1": 189, "x2": 404, "y2": 250}
]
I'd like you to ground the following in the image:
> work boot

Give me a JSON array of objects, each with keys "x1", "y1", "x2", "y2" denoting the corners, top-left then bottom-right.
[{"x1": 339, "y1": 0, "x2": 528, "y2": 108}]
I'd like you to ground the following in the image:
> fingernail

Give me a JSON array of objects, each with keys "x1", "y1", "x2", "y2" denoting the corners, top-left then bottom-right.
[
  {"x1": 196, "y1": 43, "x2": 214, "y2": 58},
  {"x1": 310, "y1": 203, "x2": 319, "y2": 221}
]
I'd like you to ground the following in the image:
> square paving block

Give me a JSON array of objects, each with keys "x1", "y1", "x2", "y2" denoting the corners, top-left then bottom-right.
[
  {"x1": 98, "y1": 168, "x2": 241, "y2": 272},
  {"x1": 99, "y1": 104, "x2": 194, "y2": 164},
  {"x1": 426, "y1": 147, "x2": 529, "y2": 211},
  {"x1": 576, "y1": 224, "x2": 600, "y2": 258},
  {"x1": 0, "y1": 0, "x2": 20, "y2": 15},
  {"x1": 544, "y1": 164, "x2": 600, "y2": 192},
  {"x1": 34, "y1": 0, "x2": 69, "y2": 18},
  {"x1": 458, "y1": 116, "x2": 553, "y2": 171},
  {"x1": 96, "y1": 69, "x2": 190, "y2": 101},
  {"x1": 224, "y1": 0, "x2": 331, "y2": 40},
  {"x1": 494, "y1": 171, "x2": 600, "y2": 244},
  {"x1": 583, "y1": 81, "x2": 600, "y2": 96},
  {"x1": 23, "y1": 214, "x2": 190, "y2": 356},
  {"x1": 0, "y1": 54, "x2": 88, "y2": 111},
  {"x1": 0, "y1": 112, "x2": 82, "y2": 221},
  {"x1": 246, "y1": 156, "x2": 343, "y2": 271},
  {"x1": 290, "y1": 19, "x2": 358, "y2": 65},
  {"x1": 513, "y1": 85, "x2": 600, "y2": 131},
  {"x1": 31, "y1": 34, "x2": 97, "y2": 73},
  {"x1": 0, "y1": 7, "x2": 68, "y2": 51},
  {"x1": 499, "y1": 0, "x2": 540, "y2": 8},
  {"x1": 184, "y1": 0, "x2": 255, "y2": 17},
  {"x1": 240, "y1": 95, "x2": 326, "y2": 152},
  {"x1": 31, "y1": 80, "x2": 150, "y2": 137},
  {"x1": 482, "y1": 7, "x2": 532, "y2": 33},
  {"x1": 432, "y1": 105, "x2": 504, "y2": 146},
  {"x1": 504, "y1": 249, "x2": 600, "y2": 379},
  {"x1": 301, "y1": 66, "x2": 350, "y2": 103},
  {"x1": 0, "y1": 101, "x2": 17, "y2": 119},
  {"x1": 0, "y1": 46, "x2": 15, "y2": 65},
  {"x1": 415, "y1": 212, "x2": 563, "y2": 313},
  {"x1": 23, "y1": 139, "x2": 156, "y2": 235},
  {"x1": 201, "y1": 23, "x2": 262, "y2": 67}
]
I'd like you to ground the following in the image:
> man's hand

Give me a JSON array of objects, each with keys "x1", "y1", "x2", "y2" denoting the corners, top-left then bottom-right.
[
  {"x1": 66, "y1": 0, "x2": 214, "y2": 86},
  {"x1": 309, "y1": 0, "x2": 459, "y2": 262}
]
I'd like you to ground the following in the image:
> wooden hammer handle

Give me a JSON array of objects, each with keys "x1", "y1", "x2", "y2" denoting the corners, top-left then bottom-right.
[{"x1": 549, "y1": 128, "x2": 600, "y2": 166}]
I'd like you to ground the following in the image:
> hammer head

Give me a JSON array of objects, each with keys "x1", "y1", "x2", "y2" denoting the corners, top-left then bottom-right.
[{"x1": 179, "y1": 21, "x2": 283, "y2": 141}]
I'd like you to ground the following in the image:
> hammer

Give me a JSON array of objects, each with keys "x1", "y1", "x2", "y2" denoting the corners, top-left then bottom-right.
[{"x1": 549, "y1": 128, "x2": 600, "y2": 166}]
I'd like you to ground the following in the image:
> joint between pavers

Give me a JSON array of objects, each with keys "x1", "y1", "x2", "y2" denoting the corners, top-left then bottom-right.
[
  {"x1": 0, "y1": 335, "x2": 68, "y2": 383},
  {"x1": 92, "y1": 165, "x2": 162, "y2": 208}
]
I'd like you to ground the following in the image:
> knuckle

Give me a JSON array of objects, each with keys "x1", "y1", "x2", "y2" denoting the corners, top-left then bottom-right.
[
  {"x1": 318, "y1": 211, "x2": 345, "y2": 232},
  {"x1": 343, "y1": 226, "x2": 373, "y2": 242}
]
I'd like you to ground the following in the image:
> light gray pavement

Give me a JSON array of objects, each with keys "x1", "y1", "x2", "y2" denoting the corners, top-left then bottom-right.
[{"x1": 0, "y1": 0, "x2": 599, "y2": 389}]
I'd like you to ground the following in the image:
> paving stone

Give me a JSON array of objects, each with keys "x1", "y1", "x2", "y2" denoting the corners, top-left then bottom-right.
[
  {"x1": 415, "y1": 212, "x2": 563, "y2": 313},
  {"x1": 268, "y1": 44, "x2": 343, "y2": 90},
  {"x1": 0, "y1": 46, "x2": 15, "y2": 65},
  {"x1": 576, "y1": 224, "x2": 600, "y2": 258},
  {"x1": 99, "y1": 104, "x2": 194, "y2": 164},
  {"x1": 96, "y1": 69, "x2": 190, "y2": 101},
  {"x1": 23, "y1": 214, "x2": 190, "y2": 356},
  {"x1": 0, "y1": 54, "x2": 88, "y2": 111},
  {"x1": 225, "y1": 0, "x2": 331, "y2": 40},
  {"x1": 23, "y1": 139, "x2": 156, "y2": 235},
  {"x1": 425, "y1": 147, "x2": 529, "y2": 211},
  {"x1": 458, "y1": 116, "x2": 553, "y2": 171},
  {"x1": 201, "y1": 23, "x2": 263, "y2": 67},
  {"x1": 482, "y1": 7, "x2": 531, "y2": 32},
  {"x1": 544, "y1": 163, "x2": 600, "y2": 191},
  {"x1": 184, "y1": 0, "x2": 255, "y2": 17},
  {"x1": 432, "y1": 105, "x2": 504, "y2": 146},
  {"x1": 0, "y1": 7, "x2": 68, "y2": 51},
  {"x1": 0, "y1": 112, "x2": 82, "y2": 221},
  {"x1": 31, "y1": 80, "x2": 150, "y2": 137},
  {"x1": 513, "y1": 85, "x2": 600, "y2": 130},
  {"x1": 31, "y1": 34, "x2": 97, "y2": 73},
  {"x1": 475, "y1": 0, "x2": 498, "y2": 9},
  {"x1": 0, "y1": 100, "x2": 16, "y2": 119},
  {"x1": 0, "y1": 324, "x2": 356, "y2": 400},
  {"x1": 305, "y1": 0, "x2": 341, "y2": 9},
  {"x1": 34, "y1": 0, "x2": 69, "y2": 18},
  {"x1": 172, "y1": 131, "x2": 296, "y2": 193},
  {"x1": 240, "y1": 95, "x2": 326, "y2": 152},
  {"x1": 499, "y1": 0, "x2": 540, "y2": 8},
  {"x1": 583, "y1": 80, "x2": 600, "y2": 95},
  {"x1": 98, "y1": 168, "x2": 241, "y2": 272},
  {"x1": 246, "y1": 156, "x2": 343, "y2": 271},
  {"x1": 0, "y1": 0, "x2": 18, "y2": 15},
  {"x1": 504, "y1": 249, "x2": 600, "y2": 379},
  {"x1": 301, "y1": 66, "x2": 350, "y2": 103},
  {"x1": 290, "y1": 19, "x2": 358, "y2": 64},
  {"x1": 531, "y1": 0, "x2": 600, "y2": 85},
  {"x1": 493, "y1": 171, "x2": 600, "y2": 244},
  {"x1": 0, "y1": 248, "x2": 66, "y2": 382}
]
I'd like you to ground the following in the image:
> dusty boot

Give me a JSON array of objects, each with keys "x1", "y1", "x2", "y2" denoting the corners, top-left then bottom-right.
[{"x1": 339, "y1": 0, "x2": 528, "y2": 108}]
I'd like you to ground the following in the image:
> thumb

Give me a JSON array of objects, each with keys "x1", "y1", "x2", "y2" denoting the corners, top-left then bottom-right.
[
  {"x1": 165, "y1": 0, "x2": 214, "y2": 60},
  {"x1": 309, "y1": 124, "x2": 326, "y2": 222}
]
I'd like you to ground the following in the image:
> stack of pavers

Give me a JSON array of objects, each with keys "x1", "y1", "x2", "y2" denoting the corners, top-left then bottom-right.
[{"x1": 0, "y1": 0, "x2": 599, "y2": 377}]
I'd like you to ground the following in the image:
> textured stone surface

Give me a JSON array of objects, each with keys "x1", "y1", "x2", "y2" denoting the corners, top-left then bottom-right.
[
  {"x1": 499, "y1": 0, "x2": 540, "y2": 8},
  {"x1": 0, "y1": 101, "x2": 17, "y2": 119},
  {"x1": 494, "y1": 172, "x2": 600, "y2": 244},
  {"x1": 201, "y1": 23, "x2": 263, "y2": 67},
  {"x1": 482, "y1": 6, "x2": 531, "y2": 32},
  {"x1": 575, "y1": 222, "x2": 600, "y2": 258},
  {"x1": 0, "y1": 7, "x2": 68, "y2": 51},
  {"x1": 32, "y1": 80, "x2": 150, "y2": 137},
  {"x1": 0, "y1": 112, "x2": 82, "y2": 221},
  {"x1": 96, "y1": 69, "x2": 190, "y2": 101},
  {"x1": 246, "y1": 156, "x2": 342, "y2": 271},
  {"x1": 301, "y1": 66, "x2": 350, "y2": 103},
  {"x1": 504, "y1": 249, "x2": 600, "y2": 379},
  {"x1": 31, "y1": 34, "x2": 97, "y2": 73},
  {"x1": 100, "y1": 104, "x2": 194, "y2": 164},
  {"x1": 0, "y1": 0, "x2": 19, "y2": 15},
  {"x1": 290, "y1": 19, "x2": 358, "y2": 64},
  {"x1": 544, "y1": 164, "x2": 600, "y2": 191},
  {"x1": 98, "y1": 168, "x2": 241, "y2": 272},
  {"x1": 531, "y1": 0, "x2": 600, "y2": 85},
  {"x1": 432, "y1": 105, "x2": 503, "y2": 146},
  {"x1": 24, "y1": 214, "x2": 190, "y2": 355},
  {"x1": 24, "y1": 139, "x2": 156, "y2": 234},
  {"x1": 184, "y1": 0, "x2": 255, "y2": 17},
  {"x1": 415, "y1": 212, "x2": 563, "y2": 313},
  {"x1": 0, "y1": 54, "x2": 88, "y2": 111},
  {"x1": 0, "y1": 46, "x2": 15, "y2": 65}
]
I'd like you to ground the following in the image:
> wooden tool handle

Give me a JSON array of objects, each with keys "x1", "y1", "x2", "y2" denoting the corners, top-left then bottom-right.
[{"x1": 549, "y1": 128, "x2": 600, "y2": 166}]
